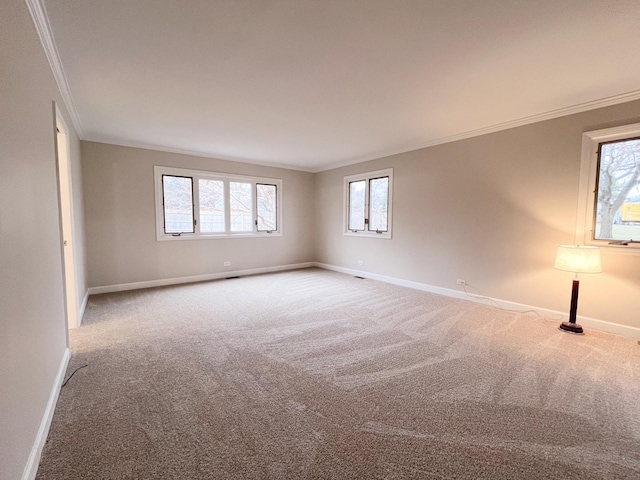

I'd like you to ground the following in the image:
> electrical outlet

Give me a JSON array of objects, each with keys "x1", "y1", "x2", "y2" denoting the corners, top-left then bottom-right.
[
  {"x1": 224, "y1": 261, "x2": 231, "y2": 267},
  {"x1": 357, "y1": 260, "x2": 364, "y2": 266},
  {"x1": 456, "y1": 279, "x2": 466, "y2": 286}
]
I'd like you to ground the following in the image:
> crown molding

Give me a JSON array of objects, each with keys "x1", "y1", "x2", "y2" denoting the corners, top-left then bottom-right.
[
  {"x1": 87, "y1": 84, "x2": 640, "y2": 174},
  {"x1": 315, "y1": 89, "x2": 640, "y2": 172},
  {"x1": 22, "y1": 0, "x2": 640, "y2": 174},
  {"x1": 82, "y1": 136, "x2": 317, "y2": 173},
  {"x1": 25, "y1": 0, "x2": 84, "y2": 137}
]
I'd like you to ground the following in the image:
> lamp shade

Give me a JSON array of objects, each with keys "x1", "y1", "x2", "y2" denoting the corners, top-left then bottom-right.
[{"x1": 554, "y1": 245, "x2": 602, "y2": 273}]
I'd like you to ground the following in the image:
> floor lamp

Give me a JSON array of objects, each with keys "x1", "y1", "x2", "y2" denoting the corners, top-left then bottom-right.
[{"x1": 554, "y1": 245, "x2": 602, "y2": 334}]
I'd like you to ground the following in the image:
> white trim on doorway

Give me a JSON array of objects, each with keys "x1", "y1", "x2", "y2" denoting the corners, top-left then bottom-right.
[{"x1": 54, "y1": 104, "x2": 79, "y2": 330}]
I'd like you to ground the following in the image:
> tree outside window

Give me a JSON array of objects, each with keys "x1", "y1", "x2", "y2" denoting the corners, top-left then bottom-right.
[{"x1": 595, "y1": 138, "x2": 640, "y2": 241}]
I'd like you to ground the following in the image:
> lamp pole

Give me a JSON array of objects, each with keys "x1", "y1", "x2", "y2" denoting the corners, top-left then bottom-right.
[
  {"x1": 554, "y1": 245, "x2": 601, "y2": 335},
  {"x1": 560, "y1": 276, "x2": 583, "y2": 334}
]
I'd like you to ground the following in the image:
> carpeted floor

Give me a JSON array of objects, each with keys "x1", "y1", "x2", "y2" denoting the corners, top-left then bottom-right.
[{"x1": 37, "y1": 268, "x2": 640, "y2": 479}]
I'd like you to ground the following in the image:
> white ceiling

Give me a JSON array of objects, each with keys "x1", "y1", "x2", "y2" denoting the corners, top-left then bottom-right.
[{"x1": 42, "y1": 0, "x2": 640, "y2": 171}]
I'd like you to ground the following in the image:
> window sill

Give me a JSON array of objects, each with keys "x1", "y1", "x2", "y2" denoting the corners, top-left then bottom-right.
[
  {"x1": 157, "y1": 232, "x2": 282, "y2": 241},
  {"x1": 583, "y1": 241, "x2": 640, "y2": 256},
  {"x1": 343, "y1": 231, "x2": 392, "y2": 240}
]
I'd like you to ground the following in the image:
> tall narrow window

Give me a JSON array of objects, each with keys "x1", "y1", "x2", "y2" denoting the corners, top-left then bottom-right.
[
  {"x1": 348, "y1": 180, "x2": 366, "y2": 231},
  {"x1": 199, "y1": 179, "x2": 225, "y2": 233},
  {"x1": 256, "y1": 183, "x2": 277, "y2": 231},
  {"x1": 162, "y1": 175, "x2": 194, "y2": 233},
  {"x1": 230, "y1": 182, "x2": 253, "y2": 232},
  {"x1": 369, "y1": 176, "x2": 389, "y2": 232},
  {"x1": 344, "y1": 168, "x2": 393, "y2": 239}
]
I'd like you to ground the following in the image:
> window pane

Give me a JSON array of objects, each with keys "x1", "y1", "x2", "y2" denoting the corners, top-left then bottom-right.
[
  {"x1": 199, "y1": 179, "x2": 225, "y2": 233},
  {"x1": 349, "y1": 180, "x2": 366, "y2": 230},
  {"x1": 163, "y1": 175, "x2": 193, "y2": 233},
  {"x1": 595, "y1": 138, "x2": 640, "y2": 241},
  {"x1": 230, "y1": 182, "x2": 252, "y2": 232},
  {"x1": 369, "y1": 176, "x2": 389, "y2": 232},
  {"x1": 257, "y1": 184, "x2": 277, "y2": 231}
]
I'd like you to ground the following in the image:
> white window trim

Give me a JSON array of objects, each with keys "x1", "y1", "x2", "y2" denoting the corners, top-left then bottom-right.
[
  {"x1": 154, "y1": 165, "x2": 282, "y2": 241},
  {"x1": 575, "y1": 122, "x2": 640, "y2": 254},
  {"x1": 343, "y1": 168, "x2": 393, "y2": 239}
]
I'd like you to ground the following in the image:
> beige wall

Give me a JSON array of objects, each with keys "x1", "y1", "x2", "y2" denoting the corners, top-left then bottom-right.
[
  {"x1": 316, "y1": 100, "x2": 640, "y2": 331},
  {"x1": 0, "y1": 0, "x2": 88, "y2": 478},
  {"x1": 81, "y1": 142, "x2": 315, "y2": 288}
]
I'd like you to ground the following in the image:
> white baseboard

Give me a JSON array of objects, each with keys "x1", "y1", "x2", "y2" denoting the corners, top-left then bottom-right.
[
  {"x1": 22, "y1": 348, "x2": 70, "y2": 480},
  {"x1": 87, "y1": 262, "x2": 315, "y2": 295},
  {"x1": 82, "y1": 261, "x2": 639, "y2": 339},
  {"x1": 78, "y1": 289, "x2": 89, "y2": 326},
  {"x1": 314, "y1": 263, "x2": 640, "y2": 339}
]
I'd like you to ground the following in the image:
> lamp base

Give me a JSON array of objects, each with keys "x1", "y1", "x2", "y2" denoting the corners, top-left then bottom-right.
[{"x1": 559, "y1": 321, "x2": 584, "y2": 335}]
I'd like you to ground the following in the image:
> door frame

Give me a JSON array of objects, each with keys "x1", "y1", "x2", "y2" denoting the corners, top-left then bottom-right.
[{"x1": 54, "y1": 103, "x2": 79, "y2": 330}]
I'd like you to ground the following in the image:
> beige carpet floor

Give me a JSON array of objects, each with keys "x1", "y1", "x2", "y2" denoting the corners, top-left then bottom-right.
[{"x1": 37, "y1": 268, "x2": 640, "y2": 479}]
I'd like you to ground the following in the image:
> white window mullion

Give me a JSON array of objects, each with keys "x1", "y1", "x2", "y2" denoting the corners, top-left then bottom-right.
[
  {"x1": 252, "y1": 182, "x2": 257, "y2": 233},
  {"x1": 224, "y1": 180, "x2": 231, "y2": 234},
  {"x1": 365, "y1": 179, "x2": 371, "y2": 232},
  {"x1": 251, "y1": 181, "x2": 257, "y2": 233},
  {"x1": 193, "y1": 176, "x2": 201, "y2": 234}
]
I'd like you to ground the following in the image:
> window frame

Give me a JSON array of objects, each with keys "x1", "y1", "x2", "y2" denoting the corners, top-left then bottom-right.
[
  {"x1": 161, "y1": 174, "x2": 195, "y2": 234},
  {"x1": 256, "y1": 183, "x2": 278, "y2": 232},
  {"x1": 154, "y1": 165, "x2": 282, "y2": 241},
  {"x1": 575, "y1": 123, "x2": 640, "y2": 253},
  {"x1": 343, "y1": 168, "x2": 393, "y2": 239}
]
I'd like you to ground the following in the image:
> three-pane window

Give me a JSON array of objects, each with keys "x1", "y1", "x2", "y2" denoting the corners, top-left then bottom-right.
[{"x1": 155, "y1": 166, "x2": 282, "y2": 240}]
